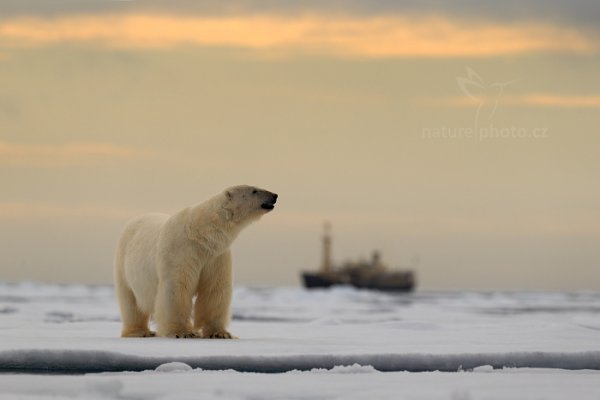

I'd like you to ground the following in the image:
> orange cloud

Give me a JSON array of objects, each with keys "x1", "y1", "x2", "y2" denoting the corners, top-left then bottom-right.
[
  {"x1": 433, "y1": 94, "x2": 600, "y2": 108},
  {"x1": 515, "y1": 94, "x2": 600, "y2": 108},
  {"x1": 0, "y1": 14, "x2": 595, "y2": 57},
  {"x1": 0, "y1": 141, "x2": 149, "y2": 167}
]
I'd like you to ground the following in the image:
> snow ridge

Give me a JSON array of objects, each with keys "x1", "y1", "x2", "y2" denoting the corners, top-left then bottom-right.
[{"x1": 1, "y1": 349, "x2": 599, "y2": 374}]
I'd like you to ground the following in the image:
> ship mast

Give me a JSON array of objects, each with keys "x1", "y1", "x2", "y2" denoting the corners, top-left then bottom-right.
[{"x1": 321, "y1": 222, "x2": 332, "y2": 273}]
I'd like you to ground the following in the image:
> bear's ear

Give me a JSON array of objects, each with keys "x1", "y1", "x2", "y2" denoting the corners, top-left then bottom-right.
[{"x1": 225, "y1": 190, "x2": 232, "y2": 200}]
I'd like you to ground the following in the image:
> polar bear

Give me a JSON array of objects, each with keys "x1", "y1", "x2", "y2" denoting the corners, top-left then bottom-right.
[{"x1": 114, "y1": 185, "x2": 278, "y2": 339}]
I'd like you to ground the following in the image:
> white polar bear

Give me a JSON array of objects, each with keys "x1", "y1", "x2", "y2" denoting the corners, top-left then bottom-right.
[{"x1": 114, "y1": 185, "x2": 278, "y2": 339}]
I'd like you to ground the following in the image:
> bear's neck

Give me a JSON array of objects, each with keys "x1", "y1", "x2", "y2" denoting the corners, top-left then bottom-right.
[{"x1": 186, "y1": 196, "x2": 243, "y2": 256}]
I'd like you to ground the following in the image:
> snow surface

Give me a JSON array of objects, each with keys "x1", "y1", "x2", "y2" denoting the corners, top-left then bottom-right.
[
  {"x1": 0, "y1": 282, "x2": 600, "y2": 398},
  {"x1": 1, "y1": 367, "x2": 600, "y2": 400}
]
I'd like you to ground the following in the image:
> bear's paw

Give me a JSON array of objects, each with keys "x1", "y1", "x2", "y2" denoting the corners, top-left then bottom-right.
[
  {"x1": 203, "y1": 330, "x2": 237, "y2": 339},
  {"x1": 121, "y1": 330, "x2": 156, "y2": 338},
  {"x1": 168, "y1": 331, "x2": 200, "y2": 339}
]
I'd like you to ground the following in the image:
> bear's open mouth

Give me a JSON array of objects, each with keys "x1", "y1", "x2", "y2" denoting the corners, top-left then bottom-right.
[{"x1": 261, "y1": 203, "x2": 275, "y2": 211}]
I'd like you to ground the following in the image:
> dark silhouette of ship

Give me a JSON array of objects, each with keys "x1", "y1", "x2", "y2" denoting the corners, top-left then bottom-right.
[{"x1": 301, "y1": 223, "x2": 416, "y2": 292}]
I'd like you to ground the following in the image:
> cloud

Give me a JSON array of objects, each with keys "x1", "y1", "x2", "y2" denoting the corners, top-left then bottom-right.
[
  {"x1": 0, "y1": 14, "x2": 595, "y2": 57},
  {"x1": 430, "y1": 94, "x2": 600, "y2": 109},
  {"x1": 0, "y1": 0, "x2": 598, "y2": 33},
  {"x1": 510, "y1": 94, "x2": 600, "y2": 108},
  {"x1": 0, "y1": 141, "x2": 150, "y2": 167}
]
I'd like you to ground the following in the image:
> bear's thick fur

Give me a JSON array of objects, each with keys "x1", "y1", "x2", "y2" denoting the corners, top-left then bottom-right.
[{"x1": 114, "y1": 185, "x2": 277, "y2": 338}]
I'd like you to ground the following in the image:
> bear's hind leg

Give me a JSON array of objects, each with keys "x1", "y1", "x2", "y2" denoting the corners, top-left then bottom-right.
[{"x1": 115, "y1": 278, "x2": 155, "y2": 338}]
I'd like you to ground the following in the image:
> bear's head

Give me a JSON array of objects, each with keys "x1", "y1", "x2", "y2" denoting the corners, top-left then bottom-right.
[{"x1": 219, "y1": 185, "x2": 278, "y2": 225}]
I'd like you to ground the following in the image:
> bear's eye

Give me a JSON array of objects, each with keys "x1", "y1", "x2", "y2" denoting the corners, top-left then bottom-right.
[{"x1": 252, "y1": 189, "x2": 257, "y2": 194}]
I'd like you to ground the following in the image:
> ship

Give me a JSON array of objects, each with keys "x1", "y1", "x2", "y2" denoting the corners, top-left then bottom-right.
[{"x1": 301, "y1": 223, "x2": 416, "y2": 292}]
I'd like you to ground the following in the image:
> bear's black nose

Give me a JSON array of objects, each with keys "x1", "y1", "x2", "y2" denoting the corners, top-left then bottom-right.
[{"x1": 272, "y1": 193, "x2": 278, "y2": 203}]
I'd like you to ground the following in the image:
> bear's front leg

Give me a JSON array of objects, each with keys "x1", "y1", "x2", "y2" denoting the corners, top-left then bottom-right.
[
  {"x1": 154, "y1": 276, "x2": 199, "y2": 338},
  {"x1": 194, "y1": 251, "x2": 236, "y2": 339}
]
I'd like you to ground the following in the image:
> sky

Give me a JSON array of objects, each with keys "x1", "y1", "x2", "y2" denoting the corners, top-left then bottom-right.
[{"x1": 0, "y1": 0, "x2": 599, "y2": 290}]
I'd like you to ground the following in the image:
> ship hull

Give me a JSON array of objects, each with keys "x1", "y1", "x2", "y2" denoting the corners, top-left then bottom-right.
[
  {"x1": 302, "y1": 272, "x2": 415, "y2": 292},
  {"x1": 301, "y1": 272, "x2": 336, "y2": 288}
]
